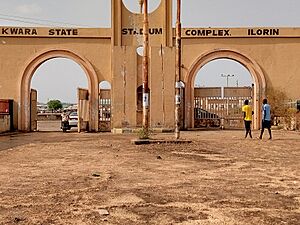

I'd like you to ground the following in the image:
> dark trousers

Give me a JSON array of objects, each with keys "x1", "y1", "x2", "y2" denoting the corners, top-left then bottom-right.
[
  {"x1": 244, "y1": 120, "x2": 252, "y2": 138},
  {"x1": 260, "y1": 120, "x2": 272, "y2": 139}
]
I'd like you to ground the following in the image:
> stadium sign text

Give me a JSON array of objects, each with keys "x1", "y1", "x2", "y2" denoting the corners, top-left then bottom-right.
[
  {"x1": 1, "y1": 27, "x2": 79, "y2": 36},
  {"x1": 247, "y1": 28, "x2": 279, "y2": 36},
  {"x1": 2, "y1": 27, "x2": 38, "y2": 35},
  {"x1": 122, "y1": 28, "x2": 163, "y2": 35},
  {"x1": 184, "y1": 28, "x2": 280, "y2": 37},
  {"x1": 185, "y1": 29, "x2": 231, "y2": 37}
]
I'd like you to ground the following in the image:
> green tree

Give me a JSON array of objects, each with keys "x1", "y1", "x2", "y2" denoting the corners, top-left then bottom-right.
[{"x1": 47, "y1": 99, "x2": 63, "y2": 111}]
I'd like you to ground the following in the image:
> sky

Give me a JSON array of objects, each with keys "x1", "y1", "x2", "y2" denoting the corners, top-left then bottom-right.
[{"x1": 1, "y1": 0, "x2": 299, "y2": 103}]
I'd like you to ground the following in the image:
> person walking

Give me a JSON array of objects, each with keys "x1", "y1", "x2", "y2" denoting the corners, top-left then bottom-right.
[
  {"x1": 242, "y1": 99, "x2": 253, "y2": 138},
  {"x1": 61, "y1": 110, "x2": 70, "y2": 132},
  {"x1": 259, "y1": 98, "x2": 272, "y2": 139}
]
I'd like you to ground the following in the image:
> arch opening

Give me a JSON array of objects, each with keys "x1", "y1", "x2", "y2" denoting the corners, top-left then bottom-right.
[
  {"x1": 122, "y1": 0, "x2": 161, "y2": 14},
  {"x1": 31, "y1": 58, "x2": 88, "y2": 132},
  {"x1": 20, "y1": 49, "x2": 99, "y2": 132},
  {"x1": 99, "y1": 81, "x2": 111, "y2": 131},
  {"x1": 185, "y1": 49, "x2": 266, "y2": 130},
  {"x1": 193, "y1": 59, "x2": 254, "y2": 129}
]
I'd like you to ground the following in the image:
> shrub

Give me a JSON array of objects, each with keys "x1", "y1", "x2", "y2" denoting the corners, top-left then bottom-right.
[
  {"x1": 138, "y1": 127, "x2": 152, "y2": 139},
  {"x1": 266, "y1": 87, "x2": 289, "y2": 122}
]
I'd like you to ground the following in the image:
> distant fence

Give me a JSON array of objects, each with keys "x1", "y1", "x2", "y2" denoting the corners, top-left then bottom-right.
[
  {"x1": 37, "y1": 113, "x2": 61, "y2": 121},
  {"x1": 194, "y1": 87, "x2": 252, "y2": 129}
]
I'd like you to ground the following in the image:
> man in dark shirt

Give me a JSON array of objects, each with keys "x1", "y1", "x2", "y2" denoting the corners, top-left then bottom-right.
[{"x1": 259, "y1": 98, "x2": 272, "y2": 140}]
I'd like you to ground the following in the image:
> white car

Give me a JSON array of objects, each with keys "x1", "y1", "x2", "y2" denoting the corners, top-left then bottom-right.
[{"x1": 68, "y1": 111, "x2": 78, "y2": 127}]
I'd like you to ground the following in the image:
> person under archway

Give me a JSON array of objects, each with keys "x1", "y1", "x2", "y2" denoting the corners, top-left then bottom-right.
[
  {"x1": 259, "y1": 98, "x2": 272, "y2": 140},
  {"x1": 242, "y1": 99, "x2": 254, "y2": 138},
  {"x1": 61, "y1": 110, "x2": 70, "y2": 132}
]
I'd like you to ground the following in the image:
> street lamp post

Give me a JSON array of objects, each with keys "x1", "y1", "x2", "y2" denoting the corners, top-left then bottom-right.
[
  {"x1": 221, "y1": 74, "x2": 234, "y2": 118},
  {"x1": 221, "y1": 74, "x2": 235, "y2": 87}
]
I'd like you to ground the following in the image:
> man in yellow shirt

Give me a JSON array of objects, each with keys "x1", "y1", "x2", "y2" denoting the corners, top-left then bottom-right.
[{"x1": 242, "y1": 99, "x2": 254, "y2": 138}]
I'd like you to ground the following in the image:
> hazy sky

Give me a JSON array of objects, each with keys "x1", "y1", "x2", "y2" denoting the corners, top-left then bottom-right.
[{"x1": 1, "y1": 0, "x2": 299, "y2": 103}]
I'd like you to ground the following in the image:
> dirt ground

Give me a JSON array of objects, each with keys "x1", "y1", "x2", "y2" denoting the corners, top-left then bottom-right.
[{"x1": 0, "y1": 129, "x2": 299, "y2": 225}]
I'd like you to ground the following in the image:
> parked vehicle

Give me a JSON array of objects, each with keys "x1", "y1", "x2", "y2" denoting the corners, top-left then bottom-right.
[{"x1": 68, "y1": 111, "x2": 78, "y2": 127}]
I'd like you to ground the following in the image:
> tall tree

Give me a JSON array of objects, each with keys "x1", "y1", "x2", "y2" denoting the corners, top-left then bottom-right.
[{"x1": 47, "y1": 99, "x2": 63, "y2": 111}]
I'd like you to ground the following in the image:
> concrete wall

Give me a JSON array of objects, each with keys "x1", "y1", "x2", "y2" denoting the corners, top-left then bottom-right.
[
  {"x1": 150, "y1": 46, "x2": 175, "y2": 128},
  {"x1": 0, "y1": 0, "x2": 300, "y2": 131},
  {"x1": 0, "y1": 29, "x2": 111, "y2": 130},
  {"x1": 181, "y1": 37, "x2": 300, "y2": 100},
  {"x1": 111, "y1": 45, "x2": 175, "y2": 129}
]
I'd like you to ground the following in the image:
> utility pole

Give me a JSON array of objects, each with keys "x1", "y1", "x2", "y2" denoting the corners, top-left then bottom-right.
[
  {"x1": 175, "y1": 0, "x2": 182, "y2": 139},
  {"x1": 221, "y1": 74, "x2": 234, "y2": 117},
  {"x1": 142, "y1": 0, "x2": 150, "y2": 134},
  {"x1": 221, "y1": 74, "x2": 235, "y2": 87}
]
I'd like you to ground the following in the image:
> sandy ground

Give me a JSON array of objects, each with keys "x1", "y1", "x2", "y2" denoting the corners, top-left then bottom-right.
[{"x1": 0, "y1": 129, "x2": 299, "y2": 225}]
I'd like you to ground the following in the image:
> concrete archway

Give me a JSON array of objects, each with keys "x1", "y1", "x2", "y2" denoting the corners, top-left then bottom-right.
[
  {"x1": 19, "y1": 49, "x2": 99, "y2": 132},
  {"x1": 185, "y1": 49, "x2": 266, "y2": 130}
]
